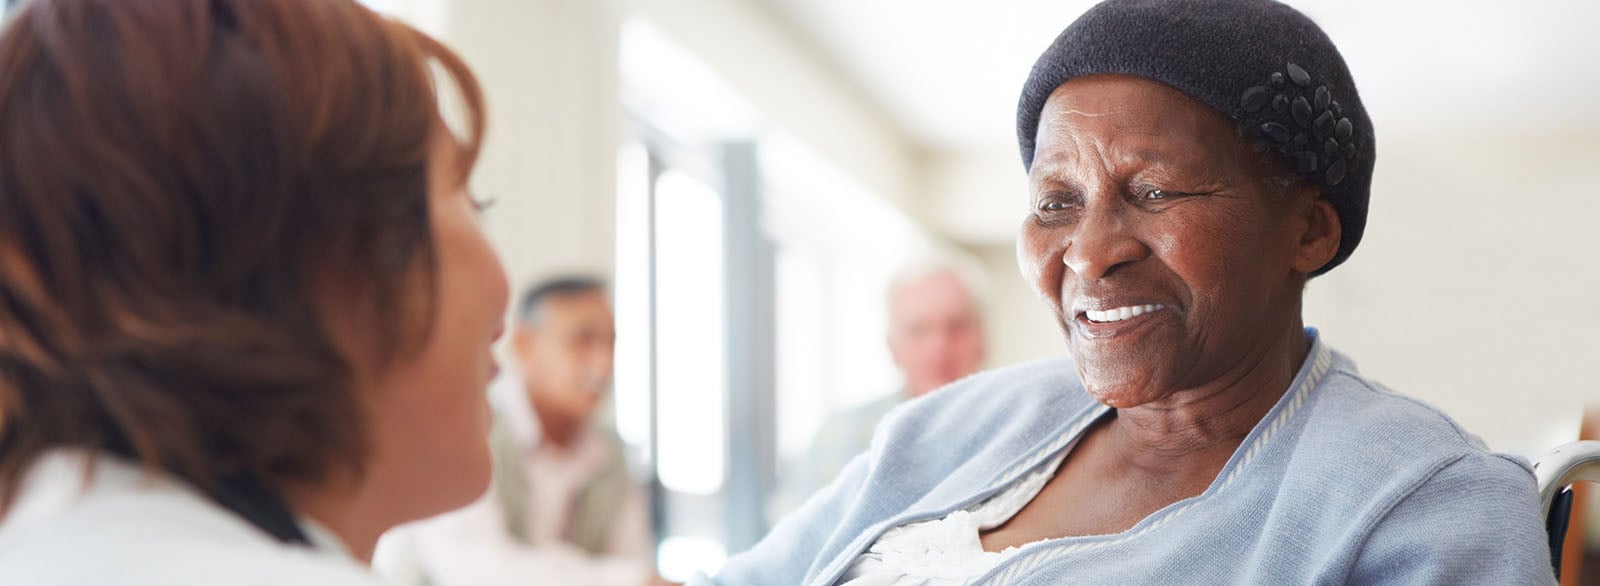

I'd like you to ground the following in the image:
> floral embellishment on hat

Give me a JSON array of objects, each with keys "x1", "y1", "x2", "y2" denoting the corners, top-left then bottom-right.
[{"x1": 1240, "y1": 62, "x2": 1356, "y2": 187}]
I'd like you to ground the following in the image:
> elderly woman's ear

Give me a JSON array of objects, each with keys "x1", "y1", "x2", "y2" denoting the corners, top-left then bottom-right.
[{"x1": 1291, "y1": 192, "x2": 1342, "y2": 275}]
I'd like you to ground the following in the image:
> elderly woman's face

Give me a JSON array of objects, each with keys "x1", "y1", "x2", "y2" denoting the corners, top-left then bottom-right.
[{"x1": 1019, "y1": 74, "x2": 1331, "y2": 408}]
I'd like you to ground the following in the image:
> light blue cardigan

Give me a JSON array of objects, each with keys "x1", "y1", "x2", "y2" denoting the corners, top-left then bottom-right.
[{"x1": 694, "y1": 331, "x2": 1554, "y2": 585}]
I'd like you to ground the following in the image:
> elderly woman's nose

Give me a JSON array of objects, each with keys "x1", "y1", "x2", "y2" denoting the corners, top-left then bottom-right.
[{"x1": 1061, "y1": 210, "x2": 1148, "y2": 279}]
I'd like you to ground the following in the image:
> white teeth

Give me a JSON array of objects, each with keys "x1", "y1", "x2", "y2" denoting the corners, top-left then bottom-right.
[{"x1": 1085, "y1": 304, "x2": 1165, "y2": 323}]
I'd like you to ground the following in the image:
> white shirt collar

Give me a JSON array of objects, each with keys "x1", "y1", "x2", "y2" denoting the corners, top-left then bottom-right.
[
  {"x1": 488, "y1": 372, "x2": 543, "y2": 449},
  {"x1": 296, "y1": 515, "x2": 358, "y2": 560}
]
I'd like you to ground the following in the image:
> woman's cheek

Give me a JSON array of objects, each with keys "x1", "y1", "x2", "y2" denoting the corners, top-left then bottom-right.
[{"x1": 1017, "y1": 221, "x2": 1065, "y2": 306}]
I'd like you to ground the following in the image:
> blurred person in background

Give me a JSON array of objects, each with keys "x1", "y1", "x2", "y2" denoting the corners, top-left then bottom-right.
[
  {"x1": 377, "y1": 277, "x2": 668, "y2": 586},
  {"x1": 694, "y1": 0, "x2": 1554, "y2": 583},
  {"x1": 791, "y1": 261, "x2": 987, "y2": 500},
  {"x1": 0, "y1": 0, "x2": 506, "y2": 584}
]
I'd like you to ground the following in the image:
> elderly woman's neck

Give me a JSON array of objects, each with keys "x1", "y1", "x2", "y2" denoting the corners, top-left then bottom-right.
[{"x1": 1108, "y1": 324, "x2": 1311, "y2": 462}]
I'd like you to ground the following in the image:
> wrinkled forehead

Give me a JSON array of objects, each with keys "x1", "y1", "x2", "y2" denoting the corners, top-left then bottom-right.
[{"x1": 1031, "y1": 75, "x2": 1254, "y2": 175}]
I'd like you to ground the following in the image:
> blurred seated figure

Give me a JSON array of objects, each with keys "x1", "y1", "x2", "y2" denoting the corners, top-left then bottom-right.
[
  {"x1": 0, "y1": 1, "x2": 506, "y2": 584},
  {"x1": 791, "y1": 262, "x2": 987, "y2": 499},
  {"x1": 378, "y1": 277, "x2": 664, "y2": 586}
]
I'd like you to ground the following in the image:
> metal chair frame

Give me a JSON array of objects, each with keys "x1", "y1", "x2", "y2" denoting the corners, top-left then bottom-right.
[{"x1": 1536, "y1": 440, "x2": 1600, "y2": 579}]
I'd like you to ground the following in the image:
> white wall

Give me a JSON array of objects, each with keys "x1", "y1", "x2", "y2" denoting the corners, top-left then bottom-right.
[
  {"x1": 1303, "y1": 128, "x2": 1600, "y2": 456},
  {"x1": 393, "y1": 0, "x2": 922, "y2": 286},
  {"x1": 922, "y1": 147, "x2": 1032, "y2": 245},
  {"x1": 633, "y1": 0, "x2": 918, "y2": 212},
  {"x1": 386, "y1": 0, "x2": 622, "y2": 291}
]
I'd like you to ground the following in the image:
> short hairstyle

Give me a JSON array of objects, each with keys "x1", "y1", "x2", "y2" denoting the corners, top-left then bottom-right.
[
  {"x1": 516, "y1": 276, "x2": 608, "y2": 326},
  {"x1": 0, "y1": 0, "x2": 485, "y2": 510},
  {"x1": 886, "y1": 255, "x2": 988, "y2": 324}
]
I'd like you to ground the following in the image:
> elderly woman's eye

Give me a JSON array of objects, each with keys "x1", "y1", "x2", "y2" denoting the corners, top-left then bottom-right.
[
  {"x1": 1144, "y1": 189, "x2": 1174, "y2": 200},
  {"x1": 1037, "y1": 194, "x2": 1077, "y2": 212}
]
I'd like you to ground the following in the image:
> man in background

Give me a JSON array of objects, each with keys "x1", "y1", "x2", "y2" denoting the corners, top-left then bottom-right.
[
  {"x1": 794, "y1": 262, "x2": 988, "y2": 498},
  {"x1": 377, "y1": 277, "x2": 665, "y2": 586}
]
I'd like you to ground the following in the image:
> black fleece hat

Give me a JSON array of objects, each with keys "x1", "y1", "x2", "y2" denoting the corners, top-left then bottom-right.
[{"x1": 1017, "y1": 0, "x2": 1373, "y2": 275}]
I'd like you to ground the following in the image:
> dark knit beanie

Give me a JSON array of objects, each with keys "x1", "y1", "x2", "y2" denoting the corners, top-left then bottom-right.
[{"x1": 1017, "y1": 0, "x2": 1373, "y2": 275}]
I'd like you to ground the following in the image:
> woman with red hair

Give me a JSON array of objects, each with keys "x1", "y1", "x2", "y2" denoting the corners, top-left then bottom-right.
[{"x1": 0, "y1": 0, "x2": 510, "y2": 583}]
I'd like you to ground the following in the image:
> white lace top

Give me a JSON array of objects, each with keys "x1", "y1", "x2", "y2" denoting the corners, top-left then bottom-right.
[{"x1": 836, "y1": 440, "x2": 1078, "y2": 586}]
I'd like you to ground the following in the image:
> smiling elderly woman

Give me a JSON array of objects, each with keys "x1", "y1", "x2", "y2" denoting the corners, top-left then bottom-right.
[{"x1": 694, "y1": 1, "x2": 1553, "y2": 584}]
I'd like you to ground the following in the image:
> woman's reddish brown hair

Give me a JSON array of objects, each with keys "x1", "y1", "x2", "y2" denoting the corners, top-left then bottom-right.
[{"x1": 0, "y1": 0, "x2": 485, "y2": 510}]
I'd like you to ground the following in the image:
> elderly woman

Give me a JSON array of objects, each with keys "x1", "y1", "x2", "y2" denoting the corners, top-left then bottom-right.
[
  {"x1": 696, "y1": 1, "x2": 1553, "y2": 584},
  {"x1": 0, "y1": 0, "x2": 507, "y2": 584}
]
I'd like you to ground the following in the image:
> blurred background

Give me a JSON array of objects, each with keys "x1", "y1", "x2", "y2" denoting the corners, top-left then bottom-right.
[
  {"x1": 9, "y1": 0, "x2": 1598, "y2": 581},
  {"x1": 355, "y1": 0, "x2": 1600, "y2": 581}
]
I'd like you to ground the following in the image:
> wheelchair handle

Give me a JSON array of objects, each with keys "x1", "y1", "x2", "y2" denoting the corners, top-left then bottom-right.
[{"x1": 1536, "y1": 440, "x2": 1600, "y2": 516}]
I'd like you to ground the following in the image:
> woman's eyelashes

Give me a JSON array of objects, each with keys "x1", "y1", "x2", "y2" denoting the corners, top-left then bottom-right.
[
  {"x1": 1034, "y1": 187, "x2": 1187, "y2": 210},
  {"x1": 1135, "y1": 186, "x2": 1225, "y2": 209},
  {"x1": 1032, "y1": 182, "x2": 1214, "y2": 223},
  {"x1": 1034, "y1": 192, "x2": 1083, "y2": 222},
  {"x1": 1137, "y1": 185, "x2": 1206, "y2": 201},
  {"x1": 470, "y1": 194, "x2": 497, "y2": 214}
]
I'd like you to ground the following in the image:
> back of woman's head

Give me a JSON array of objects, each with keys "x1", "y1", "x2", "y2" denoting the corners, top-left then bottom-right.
[{"x1": 0, "y1": 0, "x2": 485, "y2": 507}]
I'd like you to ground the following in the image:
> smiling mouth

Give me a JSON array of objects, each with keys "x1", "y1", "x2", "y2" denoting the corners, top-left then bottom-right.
[{"x1": 1083, "y1": 304, "x2": 1166, "y2": 324}]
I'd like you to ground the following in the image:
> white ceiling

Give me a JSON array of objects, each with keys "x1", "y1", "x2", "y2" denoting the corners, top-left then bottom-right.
[{"x1": 760, "y1": 0, "x2": 1600, "y2": 152}]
